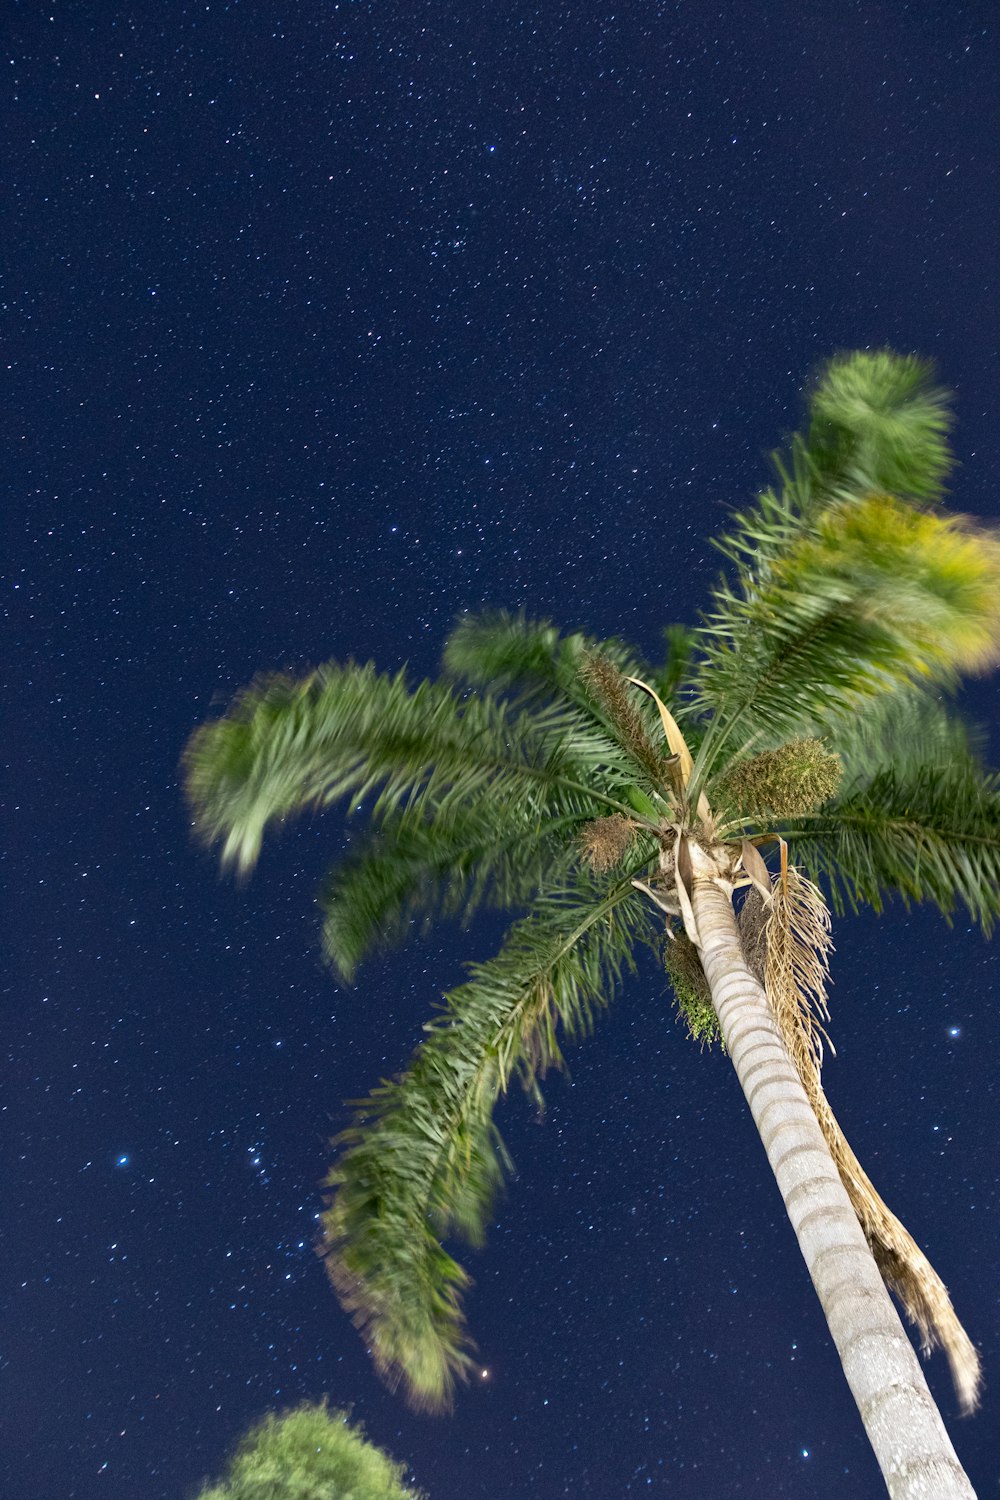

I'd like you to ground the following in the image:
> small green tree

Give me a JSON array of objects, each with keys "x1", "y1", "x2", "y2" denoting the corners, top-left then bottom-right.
[{"x1": 193, "y1": 1401, "x2": 425, "y2": 1500}]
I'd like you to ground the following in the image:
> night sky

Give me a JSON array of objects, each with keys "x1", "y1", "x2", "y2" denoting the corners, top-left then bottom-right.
[{"x1": 7, "y1": 3, "x2": 1000, "y2": 1497}]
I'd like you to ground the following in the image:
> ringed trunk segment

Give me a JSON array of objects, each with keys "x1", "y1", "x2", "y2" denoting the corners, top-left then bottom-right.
[{"x1": 689, "y1": 874, "x2": 977, "y2": 1500}]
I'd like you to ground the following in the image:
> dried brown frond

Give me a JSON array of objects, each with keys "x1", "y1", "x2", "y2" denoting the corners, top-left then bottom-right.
[
  {"x1": 663, "y1": 932, "x2": 723, "y2": 1049},
  {"x1": 578, "y1": 814, "x2": 636, "y2": 873},
  {"x1": 760, "y1": 866, "x2": 981, "y2": 1412},
  {"x1": 580, "y1": 653, "x2": 672, "y2": 786},
  {"x1": 818, "y1": 1095, "x2": 982, "y2": 1415},
  {"x1": 764, "y1": 867, "x2": 836, "y2": 1073},
  {"x1": 718, "y1": 739, "x2": 842, "y2": 822}
]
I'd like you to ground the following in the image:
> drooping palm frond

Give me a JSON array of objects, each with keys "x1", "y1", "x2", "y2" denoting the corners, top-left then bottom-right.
[
  {"x1": 320, "y1": 875, "x2": 652, "y2": 1412},
  {"x1": 183, "y1": 661, "x2": 650, "y2": 876},
  {"x1": 320, "y1": 812, "x2": 583, "y2": 982},
  {"x1": 782, "y1": 760, "x2": 1000, "y2": 931},
  {"x1": 763, "y1": 866, "x2": 835, "y2": 1074}
]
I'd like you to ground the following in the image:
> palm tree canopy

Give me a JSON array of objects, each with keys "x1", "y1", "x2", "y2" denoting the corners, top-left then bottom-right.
[{"x1": 185, "y1": 350, "x2": 1000, "y2": 1411}]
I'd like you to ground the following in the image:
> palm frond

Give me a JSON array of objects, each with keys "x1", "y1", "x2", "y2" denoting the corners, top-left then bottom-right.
[
  {"x1": 184, "y1": 662, "x2": 644, "y2": 876},
  {"x1": 320, "y1": 812, "x2": 582, "y2": 982},
  {"x1": 444, "y1": 612, "x2": 707, "y2": 799},
  {"x1": 805, "y1": 350, "x2": 953, "y2": 503},
  {"x1": 710, "y1": 352, "x2": 953, "y2": 591},
  {"x1": 818, "y1": 683, "x2": 983, "y2": 783},
  {"x1": 783, "y1": 761, "x2": 1000, "y2": 931},
  {"x1": 443, "y1": 610, "x2": 651, "y2": 700},
  {"x1": 693, "y1": 493, "x2": 1000, "y2": 777},
  {"x1": 319, "y1": 875, "x2": 651, "y2": 1413}
]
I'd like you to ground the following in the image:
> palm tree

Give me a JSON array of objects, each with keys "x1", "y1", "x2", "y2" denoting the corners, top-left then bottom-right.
[{"x1": 185, "y1": 353, "x2": 1000, "y2": 1499}]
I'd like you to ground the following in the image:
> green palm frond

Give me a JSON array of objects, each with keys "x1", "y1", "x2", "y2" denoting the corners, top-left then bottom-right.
[
  {"x1": 819, "y1": 684, "x2": 984, "y2": 783},
  {"x1": 783, "y1": 760, "x2": 1000, "y2": 931},
  {"x1": 805, "y1": 350, "x2": 953, "y2": 503},
  {"x1": 711, "y1": 353, "x2": 953, "y2": 589},
  {"x1": 443, "y1": 610, "x2": 651, "y2": 699},
  {"x1": 320, "y1": 874, "x2": 651, "y2": 1413},
  {"x1": 184, "y1": 661, "x2": 648, "y2": 876},
  {"x1": 445, "y1": 612, "x2": 682, "y2": 755},
  {"x1": 320, "y1": 811, "x2": 582, "y2": 982},
  {"x1": 685, "y1": 352, "x2": 995, "y2": 788},
  {"x1": 443, "y1": 611, "x2": 708, "y2": 803}
]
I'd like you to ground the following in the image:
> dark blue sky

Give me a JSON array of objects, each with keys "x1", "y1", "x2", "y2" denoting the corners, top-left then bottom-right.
[{"x1": 6, "y1": 3, "x2": 999, "y2": 1496}]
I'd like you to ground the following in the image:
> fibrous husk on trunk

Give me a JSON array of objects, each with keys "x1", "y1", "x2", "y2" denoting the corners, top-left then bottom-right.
[
  {"x1": 663, "y1": 931, "x2": 722, "y2": 1049},
  {"x1": 759, "y1": 866, "x2": 981, "y2": 1415}
]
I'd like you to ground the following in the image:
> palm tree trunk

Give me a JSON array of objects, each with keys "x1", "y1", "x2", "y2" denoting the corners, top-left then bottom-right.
[{"x1": 689, "y1": 874, "x2": 977, "y2": 1500}]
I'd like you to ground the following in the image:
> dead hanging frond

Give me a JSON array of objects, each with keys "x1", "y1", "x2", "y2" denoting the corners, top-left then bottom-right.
[
  {"x1": 764, "y1": 866, "x2": 836, "y2": 1072},
  {"x1": 818, "y1": 1094, "x2": 982, "y2": 1415},
  {"x1": 578, "y1": 814, "x2": 636, "y2": 873},
  {"x1": 718, "y1": 738, "x2": 842, "y2": 823},
  {"x1": 663, "y1": 932, "x2": 723, "y2": 1049},
  {"x1": 759, "y1": 866, "x2": 982, "y2": 1413},
  {"x1": 581, "y1": 653, "x2": 672, "y2": 787}
]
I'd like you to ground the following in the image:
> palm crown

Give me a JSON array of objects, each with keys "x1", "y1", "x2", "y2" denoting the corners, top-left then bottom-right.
[{"x1": 185, "y1": 352, "x2": 1000, "y2": 1421}]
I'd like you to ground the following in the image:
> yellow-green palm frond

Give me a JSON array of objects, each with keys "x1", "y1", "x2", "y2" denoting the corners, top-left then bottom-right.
[
  {"x1": 694, "y1": 492, "x2": 1000, "y2": 773},
  {"x1": 320, "y1": 876, "x2": 651, "y2": 1412},
  {"x1": 783, "y1": 495, "x2": 1000, "y2": 678},
  {"x1": 713, "y1": 352, "x2": 954, "y2": 591}
]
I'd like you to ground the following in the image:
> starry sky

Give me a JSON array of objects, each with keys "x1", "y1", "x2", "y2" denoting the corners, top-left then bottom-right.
[{"x1": 6, "y1": 3, "x2": 1000, "y2": 1496}]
